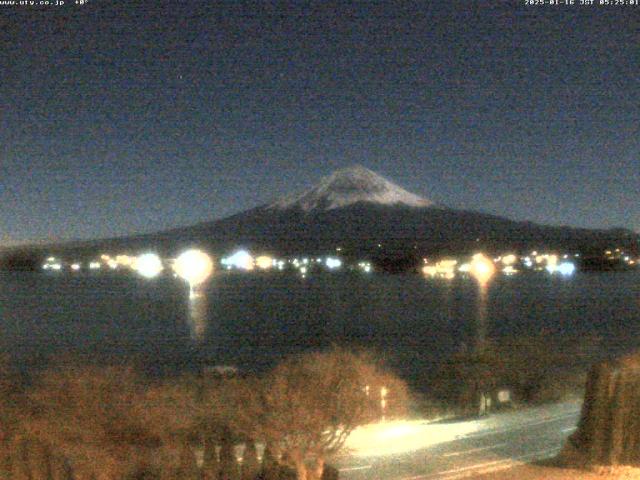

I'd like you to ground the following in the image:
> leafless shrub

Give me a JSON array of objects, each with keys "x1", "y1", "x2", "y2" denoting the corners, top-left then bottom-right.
[
  {"x1": 21, "y1": 364, "x2": 156, "y2": 479},
  {"x1": 257, "y1": 348, "x2": 409, "y2": 480},
  {"x1": 0, "y1": 348, "x2": 410, "y2": 480}
]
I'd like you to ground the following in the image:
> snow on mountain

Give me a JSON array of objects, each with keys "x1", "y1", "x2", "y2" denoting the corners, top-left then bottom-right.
[{"x1": 269, "y1": 165, "x2": 434, "y2": 211}]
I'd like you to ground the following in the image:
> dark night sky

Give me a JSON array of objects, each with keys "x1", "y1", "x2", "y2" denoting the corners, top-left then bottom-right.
[{"x1": 1, "y1": 1, "x2": 638, "y2": 245}]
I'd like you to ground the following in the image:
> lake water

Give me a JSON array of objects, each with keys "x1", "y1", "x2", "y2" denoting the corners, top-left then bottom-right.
[{"x1": 1, "y1": 270, "x2": 639, "y2": 386}]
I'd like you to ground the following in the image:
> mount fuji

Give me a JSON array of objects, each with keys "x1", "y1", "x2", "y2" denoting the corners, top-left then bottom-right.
[
  {"x1": 268, "y1": 165, "x2": 434, "y2": 211},
  {"x1": 9, "y1": 166, "x2": 637, "y2": 268}
]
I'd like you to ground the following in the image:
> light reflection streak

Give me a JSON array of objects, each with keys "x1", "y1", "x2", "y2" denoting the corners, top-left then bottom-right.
[
  {"x1": 187, "y1": 289, "x2": 208, "y2": 342},
  {"x1": 469, "y1": 254, "x2": 495, "y2": 354},
  {"x1": 476, "y1": 281, "x2": 489, "y2": 354}
]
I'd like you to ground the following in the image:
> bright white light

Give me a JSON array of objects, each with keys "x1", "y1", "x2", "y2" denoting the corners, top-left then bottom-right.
[
  {"x1": 89, "y1": 262, "x2": 101, "y2": 270},
  {"x1": 222, "y1": 250, "x2": 254, "y2": 271},
  {"x1": 557, "y1": 262, "x2": 576, "y2": 276},
  {"x1": 115, "y1": 255, "x2": 135, "y2": 267},
  {"x1": 255, "y1": 255, "x2": 274, "y2": 270},
  {"x1": 470, "y1": 253, "x2": 496, "y2": 284},
  {"x1": 133, "y1": 253, "x2": 163, "y2": 279},
  {"x1": 358, "y1": 261, "x2": 372, "y2": 273},
  {"x1": 434, "y1": 259, "x2": 457, "y2": 278},
  {"x1": 501, "y1": 254, "x2": 517, "y2": 266},
  {"x1": 174, "y1": 249, "x2": 214, "y2": 285},
  {"x1": 325, "y1": 257, "x2": 342, "y2": 269},
  {"x1": 71, "y1": 263, "x2": 81, "y2": 271},
  {"x1": 422, "y1": 265, "x2": 437, "y2": 277},
  {"x1": 346, "y1": 418, "x2": 483, "y2": 458},
  {"x1": 502, "y1": 265, "x2": 518, "y2": 275}
]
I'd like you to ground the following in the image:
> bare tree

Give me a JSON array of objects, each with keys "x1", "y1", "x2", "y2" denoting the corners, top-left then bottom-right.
[
  {"x1": 258, "y1": 349, "x2": 409, "y2": 480},
  {"x1": 135, "y1": 376, "x2": 203, "y2": 480},
  {"x1": 241, "y1": 441, "x2": 260, "y2": 480},
  {"x1": 6, "y1": 350, "x2": 408, "y2": 480},
  {"x1": 199, "y1": 375, "x2": 264, "y2": 479},
  {"x1": 218, "y1": 431, "x2": 239, "y2": 480},
  {"x1": 23, "y1": 364, "x2": 159, "y2": 480}
]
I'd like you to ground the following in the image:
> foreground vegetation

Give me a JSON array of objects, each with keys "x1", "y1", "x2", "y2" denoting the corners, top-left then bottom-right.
[
  {"x1": 0, "y1": 332, "x2": 609, "y2": 479},
  {"x1": 0, "y1": 349, "x2": 408, "y2": 480},
  {"x1": 404, "y1": 333, "x2": 599, "y2": 420}
]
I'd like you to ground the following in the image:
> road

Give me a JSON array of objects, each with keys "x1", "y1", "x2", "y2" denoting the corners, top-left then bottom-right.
[{"x1": 335, "y1": 401, "x2": 581, "y2": 480}]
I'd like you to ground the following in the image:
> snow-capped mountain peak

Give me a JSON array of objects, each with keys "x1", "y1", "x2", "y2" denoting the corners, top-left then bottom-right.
[{"x1": 269, "y1": 165, "x2": 433, "y2": 211}]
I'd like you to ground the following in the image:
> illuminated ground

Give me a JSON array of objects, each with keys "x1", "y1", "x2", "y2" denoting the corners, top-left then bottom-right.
[
  {"x1": 473, "y1": 464, "x2": 640, "y2": 480},
  {"x1": 336, "y1": 401, "x2": 582, "y2": 480}
]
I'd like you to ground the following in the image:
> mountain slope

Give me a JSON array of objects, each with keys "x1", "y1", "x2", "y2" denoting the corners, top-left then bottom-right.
[{"x1": 10, "y1": 166, "x2": 638, "y2": 262}]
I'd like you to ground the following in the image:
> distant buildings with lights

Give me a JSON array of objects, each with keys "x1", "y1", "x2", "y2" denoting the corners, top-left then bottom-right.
[{"x1": 27, "y1": 245, "x2": 640, "y2": 279}]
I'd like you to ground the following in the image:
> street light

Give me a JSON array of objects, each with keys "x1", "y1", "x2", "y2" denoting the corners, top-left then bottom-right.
[
  {"x1": 173, "y1": 249, "x2": 214, "y2": 298},
  {"x1": 133, "y1": 253, "x2": 163, "y2": 279},
  {"x1": 469, "y1": 253, "x2": 495, "y2": 285}
]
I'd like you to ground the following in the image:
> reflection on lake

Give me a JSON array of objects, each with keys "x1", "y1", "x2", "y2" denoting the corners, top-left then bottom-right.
[
  {"x1": 1, "y1": 271, "x2": 639, "y2": 384},
  {"x1": 188, "y1": 292, "x2": 208, "y2": 342},
  {"x1": 475, "y1": 281, "x2": 489, "y2": 354}
]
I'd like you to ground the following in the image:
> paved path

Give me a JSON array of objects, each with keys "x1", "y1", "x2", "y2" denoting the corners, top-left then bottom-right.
[{"x1": 336, "y1": 401, "x2": 581, "y2": 480}]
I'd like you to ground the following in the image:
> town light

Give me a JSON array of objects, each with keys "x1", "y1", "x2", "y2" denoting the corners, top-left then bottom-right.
[
  {"x1": 222, "y1": 250, "x2": 254, "y2": 270},
  {"x1": 422, "y1": 265, "x2": 437, "y2": 277},
  {"x1": 358, "y1": 261, "x2": 372, "y2": 273},
  {"x1": 116, "y1": 255, "x2": 135, "y2": 267},
  {"x1": 255, "y1": 255, "x2": 273, "y2": 270},
  {"x1": 502, "y1": 265, "x2": 518, "y2": 275},
  {"x1": 174, "y1": 249, "x2": 214, "y2": 287},
  {"x1": 501, "y1": 254, "x2": 517, "y2": 266},
  {"x1": 133, "y1": 253, "x2": 164, "y2": 279},
  {"x1": 325, "y1": 257, "x2": 342, "y2": 269},
  {"x1": 436, "y1": 259, "x2": 457, "y2": 278},
  {"x1": 470, "y1": 253, "x2": 496, "y2": 284},
  {"x1": 557, "y1": 262, "x2": 576, "y2": 276}
]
